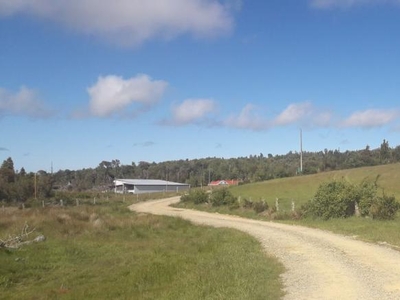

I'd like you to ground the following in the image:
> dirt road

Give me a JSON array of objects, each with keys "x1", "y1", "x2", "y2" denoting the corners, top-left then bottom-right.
[{"x1": 129, "y1": 197, "x2": 400, "y2": 300}]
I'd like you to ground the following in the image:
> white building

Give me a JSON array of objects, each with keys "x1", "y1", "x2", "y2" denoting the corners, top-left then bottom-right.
[{"x1": 113, "y1": 179, "x2": 190, "y2": 194}]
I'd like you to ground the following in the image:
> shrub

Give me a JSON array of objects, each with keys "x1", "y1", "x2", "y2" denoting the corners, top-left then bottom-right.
[
  {"x1": 253, "y1": 201, "x2": 269, "y2": 214},
  {"x1": 180, "y1": 189, "x2": 208, "y2": 204},
  {"x1": 369, "y1": 195, "x2": 400, "y2": 220},
  {"x1": 356, "y1": 180, "x2": 378, "y2": 217},
  {"x1": 305, "y1": 181, "x2": 356, "y2": 220},
  {"x1": 242, "y1": 198, "x2": 253, "y2": 209},
  {"x1": 210, "y1": 188, "x2": 236, "y2": 206}
]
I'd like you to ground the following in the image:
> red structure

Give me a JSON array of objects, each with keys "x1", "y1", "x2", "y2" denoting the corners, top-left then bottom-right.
[{"x1": 208, "y1": 180, "x2": 240, "y2": 186}]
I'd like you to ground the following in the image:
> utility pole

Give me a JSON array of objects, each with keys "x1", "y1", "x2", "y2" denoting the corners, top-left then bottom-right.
[
  {"x1": 300, "y1": 128, "x2": 303, "y2": 173},
  {"x1": 34, "y1": 172, "x2": 37, "y2": 200}
]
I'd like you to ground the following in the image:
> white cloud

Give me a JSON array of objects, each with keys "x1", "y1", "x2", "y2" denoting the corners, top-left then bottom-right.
[
  {"x1": 170, "y1": 98, "x2": 217, "y2": 125},
  {"x1": 224, "y1": 104, "x2": 270, "y2": 131},
  {"x1": 274, "y1": 102, "x2": 332, "y2": 127},
  {"x1": 88, "y1": 74, "x2": 168, "y2": 117},
  {"x1": 341, "y1": 109, "x2": 399, "y2": 128},
  {"x1": 310, "y1": 0, "x2": 400, "y2": 9},
  {"x1": 274, "y1": 102, "x2": 313, "y2": 126},
  {"x1": 0, "y1": 86, "x2": 53, "y2": 118},
  {"x1": 0, "y1": 0, "x2": 237, "y2": 47}
]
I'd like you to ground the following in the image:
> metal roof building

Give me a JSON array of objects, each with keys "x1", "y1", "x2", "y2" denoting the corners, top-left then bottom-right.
[{"x1": 113, "y1": 179, "x2": 190, "y2": 194}]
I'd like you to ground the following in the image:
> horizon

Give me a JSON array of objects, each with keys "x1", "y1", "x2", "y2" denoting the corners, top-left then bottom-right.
[{"x1": 1, "y1": 1, "x2": 400, "y2": 173}]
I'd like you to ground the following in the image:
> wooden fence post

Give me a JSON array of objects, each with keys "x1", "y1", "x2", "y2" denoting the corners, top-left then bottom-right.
[{"x1": 275, "y1": 198, "x2": 279, "y2": 212}]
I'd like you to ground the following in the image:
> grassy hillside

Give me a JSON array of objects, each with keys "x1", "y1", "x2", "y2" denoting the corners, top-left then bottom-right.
[{"x1": 230, "y1": 163, "x2": 400, "y2": 211}]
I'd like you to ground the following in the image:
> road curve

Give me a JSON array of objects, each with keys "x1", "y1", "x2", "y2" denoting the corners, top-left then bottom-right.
[{"x1": 129, "y1": 196, "x2": 400, "y2": 300}]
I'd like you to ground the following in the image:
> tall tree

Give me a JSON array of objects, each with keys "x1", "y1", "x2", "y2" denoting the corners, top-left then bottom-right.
[
  {"x1": 380, "y1": 139, "x2": 391, "y2": 164},
  {"x1": 0, "y1": 157, "x2": 16, "y2": 183}
]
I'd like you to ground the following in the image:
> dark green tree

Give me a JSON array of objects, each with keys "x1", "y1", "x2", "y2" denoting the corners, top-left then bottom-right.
[{"x1": 380, "y1": 139, "x2": 391, "y2": 164}]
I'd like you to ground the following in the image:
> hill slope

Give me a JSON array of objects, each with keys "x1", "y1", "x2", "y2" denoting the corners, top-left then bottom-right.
[{"x1": 230, "y1": 163, "x2": 400, "y2": 210}]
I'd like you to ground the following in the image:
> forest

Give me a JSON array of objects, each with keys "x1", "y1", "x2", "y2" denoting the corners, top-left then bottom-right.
[{"x1": 1, "y1": 139, "x2": 399, "y2": 203}]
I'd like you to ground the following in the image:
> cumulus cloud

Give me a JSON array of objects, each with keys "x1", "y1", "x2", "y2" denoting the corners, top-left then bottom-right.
[
  {"x1": 88, "y1": 74, "x2": 168, "y2": 117},
  {"x1": 274, "y1": 102, "x2": 313, "y2": 126},
  {"x1": 224, "y1": 104, "x2": 270, "y2": 131},
  {"x1": 341, "y1": 109, "x2": 399, "y2": 128},
  {"x1": 221, "y1": 102, "x2": 332, "y2": 131},
  {"x1": 168, "y1": 98, "x2": 217, "y2": 125},
  {"x1": 0, "y1": 86, "x2": 53, "y2": 118},
  {"x1": 0, "y1": 0, "x2": 237, "y2": 47},
  {"x1": 310, "y1": 0, "x2": 400, "y2": 9},
  {"x1": 274, "y1": 102, "x2": 332, "y2": 127}
]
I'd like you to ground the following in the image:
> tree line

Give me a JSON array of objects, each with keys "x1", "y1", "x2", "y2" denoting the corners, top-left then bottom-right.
[{"x1": 1, "y1": 139, "x2": 400, "y2": 203}]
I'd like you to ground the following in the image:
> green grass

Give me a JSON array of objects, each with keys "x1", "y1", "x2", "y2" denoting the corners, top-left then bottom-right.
[
  {"x1": 0, "y1": 200, "x2": 284, "y2": 300},
  {"x1": 185, "y1": 164, "x2": 399, "y2": 249},
  {"x1": 230, "y1": 163, "x2": 400, "y2": 211},
  {"x1": 284, "y1": 217, "x2": 400, "y2": 248}
]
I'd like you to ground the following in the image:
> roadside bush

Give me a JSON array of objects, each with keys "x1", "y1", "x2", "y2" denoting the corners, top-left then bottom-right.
[
  {"x1": 242, "y1": 198, "x2": 254, "y2": 209},
  {"x1": 210, "y1": 188, "x2": 237, "y2": 206},
  {"x1": 253, "y1": 201, "x2": 269, "y2": 214},
  {"x1": 356, "y1": 180, "x2": 378, "y2": 217},
  {"x1": 369, "y1": 195, "x2": 400, "y2": 220},
  {"x1": 180, "y1": 189, "x2": 208, "y2": 204},
  {"x1": 305, "y1": 181, "x2": 356, "y2": 220}
]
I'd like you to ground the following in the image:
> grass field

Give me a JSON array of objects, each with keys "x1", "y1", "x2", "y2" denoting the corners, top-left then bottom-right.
[
  {"x1": 204, "y1": 163, "x2": 400, "y2": 248},
  {"x1": 229, "y1": 163, "x2": 400, "y2": 211},
  {"x1": 0, "y1": 197, "x2": 284, "y2": 300}
]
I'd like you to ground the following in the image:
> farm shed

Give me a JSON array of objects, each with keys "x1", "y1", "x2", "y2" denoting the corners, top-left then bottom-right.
[{"x1": 113, "y1": 179, "x2": 190, "y2": 194}]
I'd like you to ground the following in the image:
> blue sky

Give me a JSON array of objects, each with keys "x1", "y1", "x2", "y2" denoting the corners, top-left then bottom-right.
[{"x1": 1, "y1": 0, "x2": 400, "y2": 172}]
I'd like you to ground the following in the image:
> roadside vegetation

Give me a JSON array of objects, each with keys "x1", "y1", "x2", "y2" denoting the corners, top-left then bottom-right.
[
  {"x1": 0, "y1": 196, "x2": 284, "y2": 300},
  {"x1": 177, "y1": 163, "x2": 400, "y2": 248}
]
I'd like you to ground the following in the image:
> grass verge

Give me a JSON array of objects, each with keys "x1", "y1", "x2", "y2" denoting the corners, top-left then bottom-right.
[{"x1": 0, "y1": 201, "x2": 284, "y2": 300}]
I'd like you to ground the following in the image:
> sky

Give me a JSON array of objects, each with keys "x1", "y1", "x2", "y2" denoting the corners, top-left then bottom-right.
[{"x1": 1, "y1": 0, "x2": 400, "y2": 172}]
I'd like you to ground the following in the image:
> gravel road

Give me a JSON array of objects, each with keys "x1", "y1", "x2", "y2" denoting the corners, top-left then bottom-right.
[{"x1": 129, "y1": 196, "x2": 400, "y2": 300}]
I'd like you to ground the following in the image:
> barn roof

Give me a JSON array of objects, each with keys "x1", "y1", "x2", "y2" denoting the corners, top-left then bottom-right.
[{"x1": 114, "y1": 179, "x2": 189, "y2": 186}]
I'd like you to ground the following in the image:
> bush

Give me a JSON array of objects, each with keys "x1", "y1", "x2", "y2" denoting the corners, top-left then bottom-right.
[
  {"x1": 304, "y1": 178, "x2": 399, "y2": 220},
  {"x1": 356, "y1": 180, "x2": 378, "y2": 217},
  {"x1": 242, "y1": 198, "x2": 253, "y2": 209},
  {"x1": 305, "y1": 181, "x2": 356, "y2": 220},
  {"x1": 253, "y1": 201, "x2": 269, "y2": 214},
  {"x1": 210, "y1": 188, "x2": 237, "y2": 206},
  {"x1": 180, "y1": 189, "x2": 208, "y2": 204},
  {"x1": 369, "y1": 195, "x2": 400, "y2": 220}
]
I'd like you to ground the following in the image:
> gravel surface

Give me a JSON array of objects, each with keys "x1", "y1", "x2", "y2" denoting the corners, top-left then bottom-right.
[{"x1": 129, "y1": 196, "x2": 400, "y2": 300}]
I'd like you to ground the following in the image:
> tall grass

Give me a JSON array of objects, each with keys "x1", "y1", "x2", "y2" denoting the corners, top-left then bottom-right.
[{"x1": 0, "y1": 201, "x2": 284, "y2": 299}]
